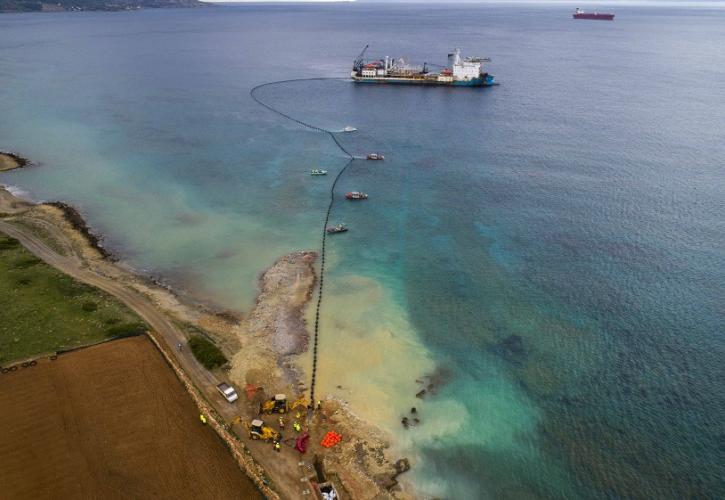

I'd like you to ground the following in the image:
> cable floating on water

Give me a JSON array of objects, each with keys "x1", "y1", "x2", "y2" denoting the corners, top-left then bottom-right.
[{"x1": 250, "y1": 77, "x2": 355, "y2": 406}]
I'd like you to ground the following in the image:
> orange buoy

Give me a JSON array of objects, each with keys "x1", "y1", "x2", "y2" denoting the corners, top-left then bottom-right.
[{"x1": 320, "y1": 430, "x2": 342, "y2": 448}]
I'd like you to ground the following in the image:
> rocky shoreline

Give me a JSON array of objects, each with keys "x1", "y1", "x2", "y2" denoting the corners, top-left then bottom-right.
[
  {"x1": 0, "y1": 182, "x2": 413, "y2": 499},
  {"x1": 44, "y1": 201, "x2": 115, "y2": 260},
  {"x1": 0, "y1": 151, "x2": 30, "y2": 172}
]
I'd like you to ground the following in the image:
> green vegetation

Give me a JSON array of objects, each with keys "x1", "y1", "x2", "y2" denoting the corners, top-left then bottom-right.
[
  {"x1": 188, "y1": 335, "x2": 228, "y2": 370},
  {"x1": 0, "y1": 0, "x2": 204, "y2": 13},
  {"x1": 0, "y1": 233, "x2": 145, "y2": 364}
]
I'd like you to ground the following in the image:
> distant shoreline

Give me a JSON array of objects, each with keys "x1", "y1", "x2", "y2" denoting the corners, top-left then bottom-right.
[{"x1": 0, "y1": 0, "x2": 208, "y2": 14}]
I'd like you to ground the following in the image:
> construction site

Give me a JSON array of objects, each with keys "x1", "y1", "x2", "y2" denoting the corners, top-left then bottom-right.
[{"x1": 0, "y1": 184, "x2": 409, "y2": 500}]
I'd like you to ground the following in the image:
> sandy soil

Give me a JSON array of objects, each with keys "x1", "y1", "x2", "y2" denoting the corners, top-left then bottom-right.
[
  {"x1": 0, "y1": 185, "x2": 413, "y2": 499},
  {"x1": 0, "y1": 336, "x2": 262, "y2": 500}
]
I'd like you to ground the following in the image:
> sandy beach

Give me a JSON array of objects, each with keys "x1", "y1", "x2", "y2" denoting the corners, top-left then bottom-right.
[{"x1": 0, "y1": 181, "x2": 414, "y2": 499}]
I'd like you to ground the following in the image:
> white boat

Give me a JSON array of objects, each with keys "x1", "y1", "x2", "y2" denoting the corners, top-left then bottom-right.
[
  {"x1": 342, "y1": 126, "x2": 357, "y2": 132},
  {"x1": 310, "y1": 169, "x2": 328, "y2": 176}
]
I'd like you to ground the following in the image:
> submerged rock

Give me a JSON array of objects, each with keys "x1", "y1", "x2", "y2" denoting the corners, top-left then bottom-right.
[
  {"x1": 491, "y1": 334, "x2": 527, "y2": 364},
  {"x1": 394, "y1": 458, "x2": 411, "y2": 475}
]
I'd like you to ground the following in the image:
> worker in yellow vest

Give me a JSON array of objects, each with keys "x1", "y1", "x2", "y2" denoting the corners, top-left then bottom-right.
[
  {"x1": 273, "y1": 441, "x2": 281, "y2": 453},
  {"x1": 293, "y1": 421, "x2": 302, "y2": 433},
  {"x1": 200, "y1": 414, "x2": 207, "y2": 425}
]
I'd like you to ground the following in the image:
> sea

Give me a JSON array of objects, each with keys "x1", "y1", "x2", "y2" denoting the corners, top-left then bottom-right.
[{"x1": 1, "y1": 3, "x2": 724, "y2": 498}]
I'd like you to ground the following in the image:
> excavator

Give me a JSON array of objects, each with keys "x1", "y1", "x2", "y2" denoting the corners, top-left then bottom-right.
[
  {"x1": 259, "y1": 394, "x2": 309, "y2": 415},
  {"x1": 247, "y1": 419, "x2": 280, "y2": 441}
]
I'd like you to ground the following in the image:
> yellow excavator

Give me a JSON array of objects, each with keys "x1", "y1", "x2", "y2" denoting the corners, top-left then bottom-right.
[
  {"x1": 260, "y1": 394, "x2": 308, "y2": 415},
  {"x1": 247, "y1": 419, "x2": 280, "y2": 441}
]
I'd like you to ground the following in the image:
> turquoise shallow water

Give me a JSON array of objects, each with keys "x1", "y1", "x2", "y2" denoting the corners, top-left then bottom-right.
[{"x1": 2, "y1": 4, "x2": 725, "y2": 498}]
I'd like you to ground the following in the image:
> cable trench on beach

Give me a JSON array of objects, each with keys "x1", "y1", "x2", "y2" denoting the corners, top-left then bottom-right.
[{"x1": 250, "y1": 78, "x2": 355, "y2": 405}]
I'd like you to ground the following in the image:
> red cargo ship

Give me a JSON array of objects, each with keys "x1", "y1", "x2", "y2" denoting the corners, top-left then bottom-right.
[{"x1": 573, "y1": 8, "x2": 614, "y2": 20}]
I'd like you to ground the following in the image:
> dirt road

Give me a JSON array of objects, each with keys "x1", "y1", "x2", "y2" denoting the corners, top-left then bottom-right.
[{"x1": 0, "y1": 220, "x2": 315, "y2": 500}]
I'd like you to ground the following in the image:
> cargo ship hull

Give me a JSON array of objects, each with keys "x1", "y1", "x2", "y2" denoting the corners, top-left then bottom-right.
[
  {"x1": 573, "y1": 12, "x2": 614, "y2": 20},
  {"x1": 352, "y1": 75, "x2": 496, "y2": 87}
]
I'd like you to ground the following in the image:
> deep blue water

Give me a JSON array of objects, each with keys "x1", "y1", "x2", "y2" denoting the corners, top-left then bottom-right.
[{"x1": 1, "y1": 4, "x2": 724, "y2": 498}]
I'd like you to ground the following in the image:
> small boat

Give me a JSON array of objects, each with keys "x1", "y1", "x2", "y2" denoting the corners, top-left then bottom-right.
[
  {"x1": 346, "y1": 191, "x2": 368, "y2": 200},
  {"x1": 310, "y1": 169, "x2": 328, "y2": 176},
  {"x1": 342, "y1": 126, "x2": 357, "y2": 132},
  {"x1": 367, "y1": 153, "x2": 385, "y2": 161},
  {"x1": 326, "y1": 224, "x2": 348, "y2": 234}
]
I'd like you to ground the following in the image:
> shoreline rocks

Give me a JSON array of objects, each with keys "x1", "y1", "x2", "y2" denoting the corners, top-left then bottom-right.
[{"x1": 0, "y1": 151, "x2": 30, "y2": 172}]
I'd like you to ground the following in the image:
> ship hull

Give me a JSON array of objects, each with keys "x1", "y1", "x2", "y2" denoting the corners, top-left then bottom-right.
[
  {"x1": 352, "y1": 75, "x2": 496, "y2": 87},
  {"x1": 573, "y1": 13, "x2": 614, "y2": 20}
]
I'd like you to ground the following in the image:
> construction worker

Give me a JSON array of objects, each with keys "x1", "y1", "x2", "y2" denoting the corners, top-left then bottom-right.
[
  {"x1": 293, "y1": 421, "x2": 302, "y2": 433},
  {"x1": 273, "y1": 441, "x2": 281, "y2": 453},
  {"x1": 278, "y1": 416, "x2": 285, "y2": 430},
  {"x1": 200, "y1": 414, "x2": 207, "y2": 425}
]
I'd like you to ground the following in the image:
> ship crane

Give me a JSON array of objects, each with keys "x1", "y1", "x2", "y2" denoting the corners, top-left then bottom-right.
[{"x1": 353, "y1": 45, "x2": 369, "y2": 73}]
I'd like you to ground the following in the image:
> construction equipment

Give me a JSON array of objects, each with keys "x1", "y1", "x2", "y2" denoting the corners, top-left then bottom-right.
[
  {"x1": 248, "y1": 419, "x2": 281, "y2": 441},
  {"x1": 290, "y1": 396, "x2": 309, "y2": 412},
  {"x1": 261, "y1": 394, "x2": 289, "y2": 414},
  {"x1": 260, "y1": 394, "x2": 309, "y2": 415},
  {"x1": 352, "y1": 44, "x2": 369, "y2": 73}
]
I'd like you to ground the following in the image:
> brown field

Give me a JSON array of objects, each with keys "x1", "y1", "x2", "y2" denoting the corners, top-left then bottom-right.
[{"x1": 0, "y1": 335, "x2": 261, "y2": 500}]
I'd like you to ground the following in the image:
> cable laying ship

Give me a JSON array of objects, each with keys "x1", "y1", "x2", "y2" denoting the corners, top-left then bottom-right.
[{"x1": 351, "y1": 46, "x2": 495, "y2": 87}]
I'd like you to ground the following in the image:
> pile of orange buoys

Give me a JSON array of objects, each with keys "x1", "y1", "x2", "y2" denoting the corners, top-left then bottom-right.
[{"x1": 320, "y1": 431, "x2": 342, "y2": 448}]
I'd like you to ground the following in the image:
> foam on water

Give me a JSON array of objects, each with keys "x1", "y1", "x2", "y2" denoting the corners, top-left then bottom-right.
[{"x1": 300, "y1": 272, "x2": 436, "y2": 426}]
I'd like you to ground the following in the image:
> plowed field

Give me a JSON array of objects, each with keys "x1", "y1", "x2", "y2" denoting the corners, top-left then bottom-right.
[{"x1": 0, "y1": 335, "x2": 261, "y2": 499}]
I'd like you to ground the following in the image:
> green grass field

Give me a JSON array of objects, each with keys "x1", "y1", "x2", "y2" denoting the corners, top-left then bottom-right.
[{"x1": 0, "y1": 233, "x2": 145, "y2": 364}]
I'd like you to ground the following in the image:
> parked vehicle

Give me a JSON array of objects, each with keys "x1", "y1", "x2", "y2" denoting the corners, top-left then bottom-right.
[{"x1": 217, "y1": 382, "x2": 239, "y2": 403}]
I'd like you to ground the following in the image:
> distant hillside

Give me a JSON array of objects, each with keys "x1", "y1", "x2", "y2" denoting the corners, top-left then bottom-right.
[{"x1": 1, "y1": 0, "x2": 205, "y2": 12}]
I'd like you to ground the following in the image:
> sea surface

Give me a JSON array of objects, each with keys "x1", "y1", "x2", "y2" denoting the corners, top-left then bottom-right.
[{"x1": 2, "y1": 3, "x2": 724, "y2": 498}]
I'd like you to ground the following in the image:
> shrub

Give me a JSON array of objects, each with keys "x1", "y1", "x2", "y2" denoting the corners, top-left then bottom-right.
[
  {"x1": 0, "y1": 236, "x2": 20, "y2": 250},
  {"x1": 81, "y1": 301, "x2": 98, "y2": 312},
  {"x1": 12, "y1": 256, "x2": 41, "y2": 269},
  {"x1": 106, "y1": 322, "x2": 146, "y2": 338},
  {"x1": 55, "y1": 276, "x2": 93, "y2": 297},
  {"x1": 188, "y1": 335, "x2": 227, "y2": 370}
]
